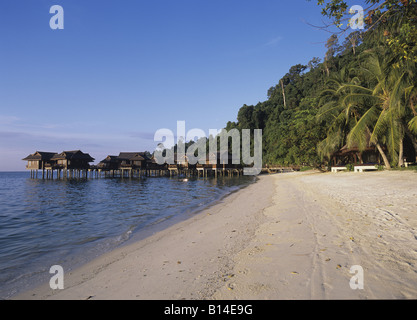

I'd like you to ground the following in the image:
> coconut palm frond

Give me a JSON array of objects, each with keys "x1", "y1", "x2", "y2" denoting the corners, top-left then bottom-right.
[
  {"x1": 317, "y1": 129, "x2": 344, "y2": 160},
  {"x1": 409, "y1": 116, "x2": 417, "y2": 134},
  {"x1": 341, "y1": 92, "x2": 380, "y2": 108},
  {"x1": 347, "y1": 106, "x2": 379, "y2": 151},
  {"x1": 370, "y1": 108, "x2": 389, "y2": 144},
  {"x1": 337, "y1": 84, "x2": 373, "y2": 95},
  {"x1": 316, "y1": 101, "x2": 341, "y2": 121},
  {"x1": 388, "y1": 72, "x2": 406, "y2": 113}
]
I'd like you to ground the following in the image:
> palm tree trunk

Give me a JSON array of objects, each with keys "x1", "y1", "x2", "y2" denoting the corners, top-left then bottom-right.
[
  {"x1": 376, "y1": 142, "x2": 391, "y2": 169},
  {"x1": 398, "y1": 137, "x2": 404, "y2": 167},
  {"x1": 366, "y1": 127, "x2": 391, "y2": 169}
]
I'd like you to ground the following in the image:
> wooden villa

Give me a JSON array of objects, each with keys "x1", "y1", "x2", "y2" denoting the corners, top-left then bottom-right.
[
  {"x1": 330, "y1": 144, "x2": 382, "y2": 167},
  {"x1": 330, "y1": 133, "x2": 416, "y2": 170},
  {"x1": 97, "y1": 155, "x2": 120, "y2": 171},
  {"x1": 196, "y1": 152, "x2": 243, "y2": 177},
  {"x1": 97, "y1": 152, "x2": 167, "y2": 178},
  {"x1": 117, "y1": 152, "x2": 150, "y2": 170},
  {"x1": 117, "y1": 152, "x2": 150, "y2": 177},
  {"x1": 51, "y1": 150, "x2": 95, "y2": 169},
  {"x1": 23, "y1": 149, "x2": 246, "y2": 179},
  {"x1": 22, "y1": 151, "x2": 57, "y2": 178},
  {"x1": 330, "y1": 140, "x2": 387, "y2": 172},
  {"x1": 22, "y1": 150, "x2": 95, "y2": 179},
  {"x1": 167, "y1": 153, "x2": 193, "y2": 176}
]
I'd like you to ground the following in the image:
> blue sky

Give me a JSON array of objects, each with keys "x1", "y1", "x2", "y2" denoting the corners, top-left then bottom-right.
[{"x1": 0, "y1": 0, "x2": 364, "y2": 170}]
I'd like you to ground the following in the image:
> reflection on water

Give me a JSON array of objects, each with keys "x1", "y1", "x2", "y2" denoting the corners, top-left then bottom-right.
[{"x1": 0, "y1": 172, "x2": 255, "y2": 299}]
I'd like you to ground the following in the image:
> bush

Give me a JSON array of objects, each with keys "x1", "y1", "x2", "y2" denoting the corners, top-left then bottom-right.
[{"x1": 346, "y1": 164, "x2": 354, "y2": 171}]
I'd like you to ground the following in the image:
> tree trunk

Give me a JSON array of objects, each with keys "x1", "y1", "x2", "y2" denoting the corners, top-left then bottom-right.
[
  {"x1": 376, "y1": 142, "x2": 391, "y2": 169},
  {"x1": 349, "y1": 37, "x2": 356, "y2": 55},
  {"x1": 280, "y1": 80, "x2": 287, "y2": 108},
  {"x1": 366, "y1": 126, "x2": 391, "y2": 169},
  {"x1": 324, "y1": 61, "x2": 330, "y2": 77},
  {"x1": 398, "y1": 137, "x2": 404, "y2": 167}
]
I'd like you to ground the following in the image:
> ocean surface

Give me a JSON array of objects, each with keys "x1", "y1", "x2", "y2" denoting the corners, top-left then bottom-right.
[{"x1": 0, "y1": 171, "x2": 255, "y2": 299}]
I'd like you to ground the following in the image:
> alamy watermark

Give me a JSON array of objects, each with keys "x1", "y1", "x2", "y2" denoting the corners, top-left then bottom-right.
[
  {"x1": 349, "y1": 265, "x2": 364, "y2": 290},
  {"x1": 49, "y1": 265, "x2": 64, "y2": 290},
  {"x1": 153, "y1": 121, "x2": 262, "y2": 176},
  {"x1": 349, "y1": 5, "x2": 364, "y2": 30},
  {"x1": 49, "y1": 5, "x2": 64, "y2": 30}
]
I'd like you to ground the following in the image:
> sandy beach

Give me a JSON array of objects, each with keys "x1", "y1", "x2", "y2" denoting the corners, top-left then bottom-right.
[{"x1": 15, "y1": 170, "x2": 417, "y2": 300}]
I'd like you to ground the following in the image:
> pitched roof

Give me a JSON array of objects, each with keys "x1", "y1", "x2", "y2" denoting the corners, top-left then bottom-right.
[
  {"x1": 51, "y1": 150, "x2": 95, "y2": 161},
  {"x1": 22, "y1": 151, "x2": 57, "y2": 161},
  {"x1": 118, "y1": 152, "x2": 149, "y2": 161},
  {"x1": 99, "y1": 155, "x2": 119, "y2": 163}
]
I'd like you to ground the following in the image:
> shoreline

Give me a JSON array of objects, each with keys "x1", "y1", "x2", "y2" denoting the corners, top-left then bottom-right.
[
  {"x1": 14, "y1": 170, "x2": 417, "y2": 299},
  {"x1": 121, "y1": 175, "x2": 258, "y2": 248},
  {"x1": 2, "y1": 174, "x2": 256, "y2": 300},
  {"x1": 14, "y1": 174, "x2": 273, "y2": 300}
]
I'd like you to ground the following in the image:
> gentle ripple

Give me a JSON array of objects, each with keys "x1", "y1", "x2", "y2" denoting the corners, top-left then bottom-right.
[{"x1": 0, "y1": 172, "x2": 255, "y2": 299}]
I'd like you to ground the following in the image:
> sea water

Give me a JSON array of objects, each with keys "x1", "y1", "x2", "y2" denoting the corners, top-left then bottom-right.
[{"x1": 0, "y1": 172, "x2": 255, "y2": 299}]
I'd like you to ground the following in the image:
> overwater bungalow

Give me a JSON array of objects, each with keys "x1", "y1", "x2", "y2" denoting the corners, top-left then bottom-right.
[
  {"x1": 146, "y1": 156, "x2": 169, "y2": 171},
  {"x1": 176, "y1": 153, "x2": 193, "y2": 169},
  {"x1": 117, "y1": 152, "x2": 151, "y2": 170},
  {"x1": 112, "y1": 152, "x2": 154, "y2": 177},
  {"x1": 97, "y1": 155, "x2": 120, "y2": 171},
  {"x1": 23, "y1": 149, "x2": 245, "y2": 179},
  {"x1": 50, "y1": 150, "x2": 95, "y2": 178},
  {"x1": 22, "y1": 151, "x2": 57, "y2": 178},
  {"x1": 196, "y1": 152, "x2": 243, "y2": 177},
  {"x1": 22, "y1": 150, "x2": 94, "y2": 179},
  {"x1": 167, "y1": 153, "x2": 192, "y2": 175},
  {"x1": 51, "y1": 150, "x2": 95, "y2": 170}
]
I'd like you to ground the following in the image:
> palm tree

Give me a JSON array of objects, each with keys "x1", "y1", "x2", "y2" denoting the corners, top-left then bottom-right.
[
  {"x1": 316, "y1": 66, "x2": 365, "y2": 162},
  {"x1": 340, "y1": 51, "x2": 411, "y2": 168}
]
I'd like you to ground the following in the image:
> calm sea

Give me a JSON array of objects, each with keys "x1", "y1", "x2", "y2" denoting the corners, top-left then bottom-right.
[{"x1": 0, "y1": 171, "x2": 255, "y2": 299}]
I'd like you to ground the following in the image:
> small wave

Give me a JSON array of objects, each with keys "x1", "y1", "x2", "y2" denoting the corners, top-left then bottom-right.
[{"x1": 73, "y1": 236, "x2": 103, "y2": 245}]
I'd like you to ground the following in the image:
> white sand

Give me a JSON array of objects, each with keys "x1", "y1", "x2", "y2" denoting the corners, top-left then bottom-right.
[{"x1": 15, "y1": 170, "x2": 417, "y2": 300}]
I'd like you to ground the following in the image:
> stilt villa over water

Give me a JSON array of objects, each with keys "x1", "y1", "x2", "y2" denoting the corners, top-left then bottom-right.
[
  {"x1": 22, "y1": 150, "x2": 251, "y2": 179},
  {"x1": 22, "y1": 150, "x2": 95, "y2": 179}
]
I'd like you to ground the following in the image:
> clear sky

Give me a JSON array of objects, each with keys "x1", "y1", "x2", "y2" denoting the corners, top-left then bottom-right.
[{"x1": 0, "y1": 0, "x2": 364, "y2": 170}]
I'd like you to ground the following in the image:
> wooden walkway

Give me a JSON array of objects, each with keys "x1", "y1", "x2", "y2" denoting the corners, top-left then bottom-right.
[
  {"x1": 28, "y1": 167, "x2": 245, "y2": 180},
  {"x1": 28, "y1": 166, "x2": 295, "y2": 180},
  {"x1": 261, "y1": 167, "x2": 295, "y2": 174}
]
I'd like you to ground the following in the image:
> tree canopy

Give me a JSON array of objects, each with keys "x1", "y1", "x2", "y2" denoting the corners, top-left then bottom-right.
[{"x1": 222, "y1": 0, "x2": 417, "y2": 168}]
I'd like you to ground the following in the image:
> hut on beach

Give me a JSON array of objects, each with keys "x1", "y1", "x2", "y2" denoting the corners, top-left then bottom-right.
[{"x1": 330, "y1": 144, "x2": 381, "y2": 167}]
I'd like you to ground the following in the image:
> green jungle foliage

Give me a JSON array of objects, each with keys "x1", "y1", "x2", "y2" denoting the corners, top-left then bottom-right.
[{"x1": 223, "y1": 0, "x2": 417, "y2": 168}]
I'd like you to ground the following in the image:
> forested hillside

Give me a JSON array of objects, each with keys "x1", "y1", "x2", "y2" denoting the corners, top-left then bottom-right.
[{"x1": 225, "y1": 0, "x2": 417, "y2": 168}]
